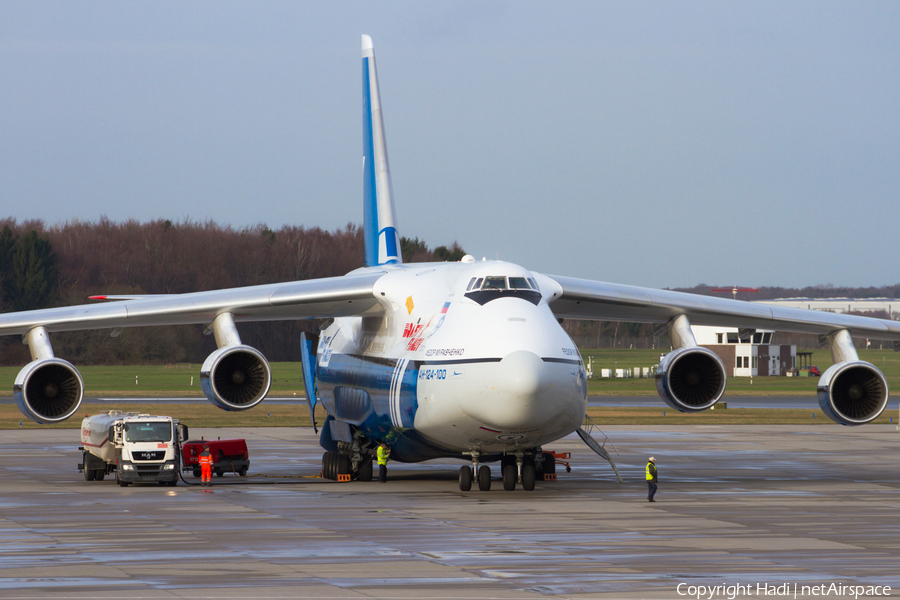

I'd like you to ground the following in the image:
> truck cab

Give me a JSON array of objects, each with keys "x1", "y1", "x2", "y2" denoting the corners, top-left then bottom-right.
[
  {"x1": 114, "y1": 415, "x2": 183, "y2": 486},
  {"x1": 80, "y1": 412, "x2": 188, "y2": 487}
]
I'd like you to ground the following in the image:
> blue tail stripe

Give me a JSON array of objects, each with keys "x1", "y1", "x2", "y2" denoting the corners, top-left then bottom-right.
[{"x1": 362, "y1": 57, "x2": 378, "y2": 267}]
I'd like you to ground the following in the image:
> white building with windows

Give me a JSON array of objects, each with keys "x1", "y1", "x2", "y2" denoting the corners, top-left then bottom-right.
[{"x1": 691, "y1": 326, "x2": 796, "y2": 377}]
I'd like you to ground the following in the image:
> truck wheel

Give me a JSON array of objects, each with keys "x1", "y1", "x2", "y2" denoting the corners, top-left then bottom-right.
[
  {"x1": 214, "y1": 468, "x2": 223, "y2": 477},
  {"x1": 95, "y1": 470, "x2": 105, "y2": 481},
  {"x1": 193, "y1": 468, "x2": 201, "y2": 478},
  {"x1": 84, "y1": 467, "x2": 95, "y2": 481},
  {"x1": 167, "y1": 479, "x2": 177, "y2": 487},
  {"x1": 238, "y1": 466, "x2": 248, "y2": 477}
]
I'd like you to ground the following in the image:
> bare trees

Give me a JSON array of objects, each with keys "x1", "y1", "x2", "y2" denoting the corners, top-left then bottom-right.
[{"x1": 0, "y1": 219, "x2": 463, "y2": 364}]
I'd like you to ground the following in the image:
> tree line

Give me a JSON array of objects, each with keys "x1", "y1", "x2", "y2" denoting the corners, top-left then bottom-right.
[
  {"x1": 0, "y1": 218, "x2": 463, "y2": 365},
  {"x1": 2, "y1": 217, "x2": 895, "y2": 364}
]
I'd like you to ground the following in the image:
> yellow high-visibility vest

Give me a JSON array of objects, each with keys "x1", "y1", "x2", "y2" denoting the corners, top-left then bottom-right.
[
  {"x1": 377, "y1": 445, "x2": 391, "y2": 466},
  {"x1": 645, "y1": 461, "x2": 656, "y2": 481}
]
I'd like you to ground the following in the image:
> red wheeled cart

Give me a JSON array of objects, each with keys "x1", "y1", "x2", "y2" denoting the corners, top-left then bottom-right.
[{"x1": 182, "y1": 439, "x2": 250, "y2": 478}]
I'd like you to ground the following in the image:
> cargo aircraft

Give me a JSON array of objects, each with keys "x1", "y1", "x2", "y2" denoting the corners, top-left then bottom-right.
[{"x1": 2, "y1": 36, "x2": 898, "y2": 491}]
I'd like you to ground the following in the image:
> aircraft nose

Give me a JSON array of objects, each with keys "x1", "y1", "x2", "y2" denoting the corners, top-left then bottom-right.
[{"x1": 461, "y1": 350, "x2": 578, "y2": 431}]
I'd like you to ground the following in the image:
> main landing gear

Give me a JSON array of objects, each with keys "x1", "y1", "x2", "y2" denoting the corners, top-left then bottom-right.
[{"x1": 460, "y1": 449, "x2": 556, "y2": 492}]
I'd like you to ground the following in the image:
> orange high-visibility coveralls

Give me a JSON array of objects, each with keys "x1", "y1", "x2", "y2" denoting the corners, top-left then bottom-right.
[{"x1": 199, "y1": 451, "x2": 213, "y2": 484}]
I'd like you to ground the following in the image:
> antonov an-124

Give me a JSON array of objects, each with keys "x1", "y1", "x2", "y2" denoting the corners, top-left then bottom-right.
[{"x1": 2, "y1": 36, "x2": 897, "y2": 491}]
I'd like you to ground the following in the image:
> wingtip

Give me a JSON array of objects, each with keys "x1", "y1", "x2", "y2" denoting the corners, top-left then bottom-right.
[{"x1": 362, "y1": 34, "x2": 373, "y2": 51}]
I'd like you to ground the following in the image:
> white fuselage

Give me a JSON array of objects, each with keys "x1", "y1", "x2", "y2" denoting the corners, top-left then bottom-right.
[{"x1": 316, "y1": 260, "x2": 587, "y2": 461}]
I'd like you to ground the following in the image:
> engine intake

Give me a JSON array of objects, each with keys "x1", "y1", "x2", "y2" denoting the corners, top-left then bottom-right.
[
  {"x1": 14, "y1": 358, "x2": 84, "y2": 424},
  {"x1": 201, "y1": 345, "x2": 272, "y2": 411},
  {"x1": 817, "y1": 361, "x2": 888, "y2": 425},
  {"x1": 656, "y1": 346, "x2": 726, "y2": 412}
]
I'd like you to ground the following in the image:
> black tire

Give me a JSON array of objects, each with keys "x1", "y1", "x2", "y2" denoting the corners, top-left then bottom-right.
[
  {"x1": 167, "y1": 479, "x2": 177, "y2": 487},
  {"x1": 502, "y1": 463, "x2": 517, "y2": 491},
  {"x1": 324, "y1": 452, "x2": 336, "y2": 480},
  {"x1": 501, "y1": 455, "x2": 515, "y2": 471},
  {"x1": 477, "y1": 465, "x2": 491, "y2": 491},
  {"x1": 541, "y1": 452, "x2": 556, "y2": 475},
  {"x1": 84, "y1": 466, "x2": 95, "y2": 482},
  {"x1": 459, "y1": 466, "x2": 473, "y2": 491},
  {"x1": 238, "y1": 466, "x2": 248, "y2": 477},
  {"x1": 193, "y1": 468, "x2": 201, "y2": 478},
  {"x1": 214, "y1": 468, "x2": 224, "y2": 477},
  {"x1": 96, "y1": 469, "x2": 105, "y2": 481},
  {"x1": 338, "y1": 454, "x2": 351, "y2": 476},
  {"x1": 358, "y1": 457, "x2": 373, "y2": 482},
  {"x1": 522, "y1": 463, "x2": 535, "y2": 491}
]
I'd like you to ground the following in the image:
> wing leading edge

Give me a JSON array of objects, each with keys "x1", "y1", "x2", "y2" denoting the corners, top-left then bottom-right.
[
  {"x1": 0, "y1": 272, "x2": 386, "y2": 337},
  {"x1": 544, "y1": 274, "x2": 900, "y2": 341}
]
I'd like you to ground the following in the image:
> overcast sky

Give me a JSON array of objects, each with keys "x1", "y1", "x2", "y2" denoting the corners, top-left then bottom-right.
[{"x1": 1, "y1": 2, "x2": 898, "y2": 288}]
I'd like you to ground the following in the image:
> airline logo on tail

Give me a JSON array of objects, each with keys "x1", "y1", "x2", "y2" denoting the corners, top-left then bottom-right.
[{"x1": 362, "y1": 34, "x2": 402, "y2": 266}]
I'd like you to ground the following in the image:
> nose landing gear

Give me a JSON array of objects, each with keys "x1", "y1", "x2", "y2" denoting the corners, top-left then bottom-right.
[{"x1": 460, "y1": 451, "x2": 493, "y2": 491}]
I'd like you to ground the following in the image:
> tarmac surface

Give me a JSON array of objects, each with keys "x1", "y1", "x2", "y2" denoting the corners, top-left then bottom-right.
[{"x1": 2, "y1": 424, "x2": 900, "y2": 599}]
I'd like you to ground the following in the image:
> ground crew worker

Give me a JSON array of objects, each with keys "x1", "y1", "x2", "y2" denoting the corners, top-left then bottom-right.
[
  {"x1": 646, "y1": 456, "x2": 657, "y2": 502},
  {"x1": 377, "y1": 442, "x2": 391, "y2": 483},
  {"x1": 199, "y1": 448, "x2": 213, "y2": 486}
]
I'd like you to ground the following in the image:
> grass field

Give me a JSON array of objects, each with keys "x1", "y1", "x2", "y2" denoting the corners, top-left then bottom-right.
[
  {"x1": 581, "y1": 348, "x2": 900, "y2": 396},
  {"x1": 0, "y1": 362, "x2": 306, "y2": 398},
  {"x1": 2, "y1": 349, "x2": 899, "y2": 429},
  {"x1": 2, "y1": 350, "x2": 900, "y2": 399},
  {"x1": 3, "y1": 401, "x2": 896, "y2": 430}
]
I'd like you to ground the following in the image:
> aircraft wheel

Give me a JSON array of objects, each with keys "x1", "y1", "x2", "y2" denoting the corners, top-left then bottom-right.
[
  {"x1": 459, "y1": 466, "x2": 473, "y2": 491},
  {"x1": 522, "y1": 464, "x2": 536, "y2": 491},
  {"x1": 477, "y1": 465, "x2": 491, "y2": 491},
  {"x1": 358, "y1": 457, "x2": 373, "y2": 482},
  {"x1": 502, "y1": 464, "x2": 517, "y2": 491},
  {"x1": 322, "y1": 452, "x2": 336, "y2": 479},
  {"x1": 338, "y1": 454, "x2": 351, "y2": 476}
]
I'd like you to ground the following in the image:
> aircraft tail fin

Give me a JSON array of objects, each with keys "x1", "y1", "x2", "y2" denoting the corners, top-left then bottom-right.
[{"x1": 362, "y1": 34, "x2": 402, "y2": 267}]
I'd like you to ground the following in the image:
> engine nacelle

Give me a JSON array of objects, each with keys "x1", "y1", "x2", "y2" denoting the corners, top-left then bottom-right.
[
  {"x1": 200, "y1": 345, "x2": 272, "y2": 411},
  {"x1": 656, "y1": 346, "x2": 727, "y2": 412},
  {"x1": 14, "y1": 358, "x2": 84, "y2": 424},
  {"x1": 817, "y1": 361, "x2": 888, "y2": 425}
]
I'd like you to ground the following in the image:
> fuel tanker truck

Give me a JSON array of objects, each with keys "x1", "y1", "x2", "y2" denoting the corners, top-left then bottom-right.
[{"x1": 79, "y1": 412, "x2": 188, "y2": 487}]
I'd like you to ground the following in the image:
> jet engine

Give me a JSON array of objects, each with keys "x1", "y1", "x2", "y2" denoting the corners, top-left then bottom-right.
[
  {"x1": 14, "y1": 358, "x2": 84, "y2": 424},
  {"x1": 200, "y1": 345, "x2": 272, "y2": 411},
  {"x1": 655, "y1": 346, "x2": 726, "y2": 412},
  {"x1": 817, "y1": 361, "x2": 888, "y2": 425}
]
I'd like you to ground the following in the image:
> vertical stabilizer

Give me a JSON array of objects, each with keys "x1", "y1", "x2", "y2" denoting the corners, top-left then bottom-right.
[{"x1": 362, "y1": 34, "x2": 402, "y2": 266}]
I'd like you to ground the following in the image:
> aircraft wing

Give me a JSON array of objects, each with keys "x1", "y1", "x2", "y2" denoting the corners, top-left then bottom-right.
[
  {"x1": 544, "y1": 274, "x2": 900, "y2": 341},
  {"x1": 0, "y1": 272, "x2": 386, "y2": 336}
]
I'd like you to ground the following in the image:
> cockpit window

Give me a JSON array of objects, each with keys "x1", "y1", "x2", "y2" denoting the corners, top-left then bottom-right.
[
  {"x1": 466, "y1": 277, "x2": 477, "y2": 291},
  {"x1": 482, "y1": 276, "x2": 507, "y2": 290},
  {"x1": 473, "y1": 277, "x2": 483, "y2": 289},
  {"x1": 508, "y1": 277, "x2": 531, "y2": 290},
  {"x1": 527, "y1": 278, "x2": 538, "y2": 290}
]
